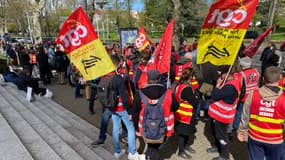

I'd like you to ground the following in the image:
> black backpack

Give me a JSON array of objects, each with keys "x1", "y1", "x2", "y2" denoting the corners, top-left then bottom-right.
[
  {"x1": 139, "y1": 88, "x2": 166, "y2": 143},
  {"x1": 97, "y1": 74, "x2": 118, "y2": 108}
]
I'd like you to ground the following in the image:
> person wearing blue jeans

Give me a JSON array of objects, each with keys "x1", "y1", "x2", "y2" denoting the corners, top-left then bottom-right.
[
  {"x1": 109, "y1": 55, "x2": 138, "y2": 159},
  {"x1": 75, "y1": 81, "x2": 83, "y2": 98},
  {"x1": 112, "y1": 110, "x2": 137, "y2": 158},
  {"x1": 91, "y1": 107, "x2": 112, "y2": 145}
]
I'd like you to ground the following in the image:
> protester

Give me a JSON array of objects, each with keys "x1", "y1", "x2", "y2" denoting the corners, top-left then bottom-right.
[
  {"x1": 37, "y1": 45, "x2": 51, "y2": 85},
  {"x1": 72, "y1": 65, "x2": 83, "y2": 98},
  {"x1": 207, "y1": 66, "x2": 240, "y2": 160},
  {"x1": 174, "y1": 67, "x2": 198, "y2": 159},
  {"x1": 238, "y1": 66, "x2": 285, "y2": 160},
  {"x1": 137, "y1": 69, "x2": 174, "y2": 160},
  {"x1": 260, "y1": 42, "x2": 278, "y2": 78},
  {"x1": 108, "y1": 55, "x2": 139, "y2": 160},
  {"x1": 233, "y1": 56, "x2": 260, "y2": 130},
  {"x1": 16, "y1": 65, "x2": 53, "y2": 98},
  {"x1": 54, "y1": 46, "x2": 68, "y2": 85}
]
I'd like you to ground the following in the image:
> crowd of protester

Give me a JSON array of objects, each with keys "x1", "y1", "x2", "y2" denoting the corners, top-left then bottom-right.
[
  {"x1": 1, "y1": 38, "x2": 285, "y2": 160},
  {"x1": 85, "y1": 39, "x2": 285, "y2": 160}
]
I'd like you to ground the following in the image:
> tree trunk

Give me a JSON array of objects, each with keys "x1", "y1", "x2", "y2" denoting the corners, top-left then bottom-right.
[
  {"x1": 30, "y1": 0, "x2": 46, "y2": 44},
  {"x1": 268, "y1": 0, "x2": 277, "y2": 38},
  {"x1": 172, "y1": 0, "x2": 182, "y2": 51}
]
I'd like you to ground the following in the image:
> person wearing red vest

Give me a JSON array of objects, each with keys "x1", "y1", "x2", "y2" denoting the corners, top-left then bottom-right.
[
  {"x1": 174, "y1": 56, "x2": 192, "y2": 84},
  {"x1": 238, "y1": 66, "x2": 285, "y2": 160},
  {"x1": 207, "y1": 66, "x2": 240, "y2": 160},
  {"x1": 137, "y1": 69, "x2": 174, "y2": 160},
  {"x1": 233, "y1": 56, "x2": 260, "y2": 130},
  {"x1": 134, "y1": 51, "x2": 151, "y2": 89},
  {"x1": 29, "y1": 52, "x2": 37, "y2": 64},
  {"x1": 174, "y1": 67, "x2": 198, "y2": 159}
]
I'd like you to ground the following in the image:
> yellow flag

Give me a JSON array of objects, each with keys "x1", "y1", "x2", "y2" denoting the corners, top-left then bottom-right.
[
  {"x1": 197, "y1": 0, "x2": 258, "y2": 65},
  {"x1": 56, "y1": 7, "x2": 115, "y2": 80}
]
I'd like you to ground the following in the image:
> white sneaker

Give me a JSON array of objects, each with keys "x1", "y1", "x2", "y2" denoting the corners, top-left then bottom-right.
[
  {"x1": 44, "y1": 89, "x2": 53, "y2": 98},
  {"x1": 138, "y1": 154, "x2": 146, "y2": 160},
  {"x1": 114, "y1": 149, "x2": 125, "y2": 159},
  {"x1": 128, "y1": 152, "x2": 139, "y2": 160}
]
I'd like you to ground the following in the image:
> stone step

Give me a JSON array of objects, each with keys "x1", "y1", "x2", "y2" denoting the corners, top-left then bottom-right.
[
  {"x1": 6, "y1": 85, "x2": 107, "y2": 160},
  {"x1": 0, "y1": 112, "x2": 34, "y2": 160},
  {"x1": 3, "y1": 85, "x2": 114, "y2": 160},
  {"x1": 0, "y1": 85, "x2": 84, "y2": 160},
  {"x1": 35, "y1": 98, "x2": 114, "y2": 160},
  {"x1": 36, "y1": 92, "x2": 116, "y2": 159},
  {"x1": 0, "y1": 85, "x2": 62, "y2": 160}
]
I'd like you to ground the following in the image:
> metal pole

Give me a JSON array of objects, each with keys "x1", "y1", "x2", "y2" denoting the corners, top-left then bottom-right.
[{"x1": 107, "y1": 15, "x2": 109, "y2": 40}]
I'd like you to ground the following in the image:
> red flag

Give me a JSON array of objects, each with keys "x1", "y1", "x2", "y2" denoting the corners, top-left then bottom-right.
[
  {"x1": 243, "y1": 26, "x2": 274, "y2": 57},
  {"x1": 134, "y1": 26, "x2": 153, "y2": 51},
  {"x1": 148, "y1": 20, "x2": 174, "y2": 73}
]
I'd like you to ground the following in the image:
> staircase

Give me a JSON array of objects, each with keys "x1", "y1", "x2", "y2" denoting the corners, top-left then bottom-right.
[{"x1": 0, "y1": 83, "x2": 117, "y2": 160}]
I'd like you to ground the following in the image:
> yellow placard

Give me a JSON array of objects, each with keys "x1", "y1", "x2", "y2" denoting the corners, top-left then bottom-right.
[
  {"x1": 68, "y1": 39, "x2": 115, "y2": 80},
  {"x1": 197, "y1": 28, "x2": 246, "y2": 65}
]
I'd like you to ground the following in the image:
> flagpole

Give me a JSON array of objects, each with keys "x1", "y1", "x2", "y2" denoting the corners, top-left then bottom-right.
[
  {"x1": 167, "y1": 71, "x2": 171, "y2": 89},
  {"x1": 220, "y1": 64, "x2": 233, "y2": 88}
]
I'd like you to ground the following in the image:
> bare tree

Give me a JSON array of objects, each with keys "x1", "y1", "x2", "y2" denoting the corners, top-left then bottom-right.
[
  {"x1": 30, "y1": 0, "x2": 46, "y2": 44},
  {"x1": 171, "y1": 0, "x2": 181, "y2": 50}
]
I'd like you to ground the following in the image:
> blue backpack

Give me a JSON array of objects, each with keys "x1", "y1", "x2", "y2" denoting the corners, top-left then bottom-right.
[{"x1": 139, "y1": 88, "x2": 166, "y2": 143}]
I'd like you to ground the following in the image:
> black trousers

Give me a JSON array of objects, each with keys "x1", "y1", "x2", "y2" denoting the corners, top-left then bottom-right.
[
  {"x1": 88, "y1": 87, "x2": 97, "y2": 114},
  {"x1": 214, "y1": 120, "x2": 230, "y2": 159},
  {"x1": 145, "y1": 143, "x2": 161, "y2": 160}
]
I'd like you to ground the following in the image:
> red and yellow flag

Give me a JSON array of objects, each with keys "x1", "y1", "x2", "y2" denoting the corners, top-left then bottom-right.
[
  {"x1": 197, "y1": 0, "x2": 258, "y2": 65},
  {"x1": 243, "y1": 26, "x2": 274, "y2": 58},
  {"x1": 134, "y1": 26, "x2": 153, "y2": 51},
  {"x1": 56, "y1": 6, "x2": 115, "y2": 80}
]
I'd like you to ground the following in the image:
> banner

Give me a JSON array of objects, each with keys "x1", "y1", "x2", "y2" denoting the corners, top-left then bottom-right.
[
  {"x1": 120, "y1": 28, "x2": 138, "y2": 53},
  {"x1": 148, "y1": 20, "x2": 174, "y2": 74},
  {"x1": 197, "y1": 0, "x2": 258, "y2": 65},
  {"x1": 56, "y1": 6, "x2": 115, "y2": 80},
  {"x1": 134, "y1": 26, "x2": 152, "y2": 51},
  {"x1": 243, "y1": 26, "x2": 274, "y2": 57}
]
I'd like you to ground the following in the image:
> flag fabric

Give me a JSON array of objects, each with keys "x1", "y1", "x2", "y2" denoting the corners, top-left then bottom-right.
[
  {"x1": 134, "y1": 26, "x2": 153, "y2": 51},
  {"x1": 243, "y1": 26, "x2": 274, "y2": 57},
  {"x1": 56, "y1": 6, "x2": 115, "y2": 80},
  {"x1": 148, "y1": 20, "x2": 174, "y2": 74},
  {"x1": 197, "y1": 0, "x2": 258, "y2": 65}
]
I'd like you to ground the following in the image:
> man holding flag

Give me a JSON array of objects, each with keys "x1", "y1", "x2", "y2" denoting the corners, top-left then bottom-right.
[{"x1": 196, "y1": 0, "x2": 258, "y2": 160}]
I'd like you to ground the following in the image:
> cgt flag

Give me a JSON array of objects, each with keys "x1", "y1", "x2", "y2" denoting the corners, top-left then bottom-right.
[
  {"x1": 197, "y1": 0, "x2": 258, "y2": 65},
  {"x1": 56, "y1": 6, "x2": 115, "y2": 80},
  {"x1": 243, "y1": 26, "x2": 274, "y2": 58},
  {"x1": 148, "y1": 20, "x2": 174, "y2": 74},
  {"x1": 134, "y1": 26, "x2": 153, "y2": 51}
]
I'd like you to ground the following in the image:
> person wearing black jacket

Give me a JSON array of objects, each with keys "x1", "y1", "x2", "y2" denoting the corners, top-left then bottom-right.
[
  {"x1": 108, "y1": 55, "x2": 139, "y2": 159},
  {"x1": 37, "y1": 45, "x2": 51, "y2": 84},
  {"x1": 16, "y1": 65, "x2": 46, "y2": 96},
  {"x1": 174, "y1": 67, "x2": 198, "y2": 159}
]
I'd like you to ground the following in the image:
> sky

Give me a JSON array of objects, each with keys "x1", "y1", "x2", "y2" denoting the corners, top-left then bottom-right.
[
  {"x1": 130, "y1": 0, "x2": 213, "y2": 12},
  {"x1": 131, "y1": 1, "x2": 144, "y2": 11}
]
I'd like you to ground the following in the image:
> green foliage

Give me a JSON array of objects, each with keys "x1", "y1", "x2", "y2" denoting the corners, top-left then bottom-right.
[{"x1": 271, "y1": 33, "x2": 285, "y2": 40}]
